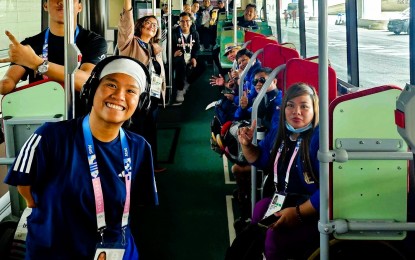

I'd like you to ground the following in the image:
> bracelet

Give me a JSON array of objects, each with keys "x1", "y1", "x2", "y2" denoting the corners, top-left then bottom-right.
[{"x1": 295, "y1": 204, "x2": 304, "y2": 223}]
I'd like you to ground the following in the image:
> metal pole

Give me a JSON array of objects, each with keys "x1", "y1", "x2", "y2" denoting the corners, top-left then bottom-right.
[
  {"x1": 345, "y1": 0, "x2": 359, "y2": 87},
  {"x1": 168, "y1": 0, "x2": 173, "y2": 103},
  {"x1": 64, "y1": 0, "x2": 80, "y2": 120},
  {"x1": 275, "y1": 0, "x2": 281, "y2": 43},
  {"x1": 410, "y1": 0, "x2": 415, "y2": 85},
  {"x1": 298, "y1": 0, "x2": 306, "y2": 58},
  {"x1": 233, "y1": 0, "x2": 237, "y2": 45},
  {"x1": 318, "y1": 0, "x2": 330, "y2": 259},
  {"x1": 153, "y1": 0, "x2": 157, "y2": 15}
]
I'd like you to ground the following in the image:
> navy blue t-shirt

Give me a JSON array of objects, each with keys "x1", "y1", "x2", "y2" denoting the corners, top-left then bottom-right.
[
  {"x1": 5, "y1": 116, "x2": 158, "y2": 259},
  {"x1": 18, "y1": 25, "x2": 107, "y2": 84}
]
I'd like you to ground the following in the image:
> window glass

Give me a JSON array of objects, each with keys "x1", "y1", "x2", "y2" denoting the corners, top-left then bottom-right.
[{"x1": 358, "y1": 0, "x2": 410, "y2": 88}]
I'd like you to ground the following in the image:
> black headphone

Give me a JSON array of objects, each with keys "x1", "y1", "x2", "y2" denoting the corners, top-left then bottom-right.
[{"x1": 80, "y1": 55, "x2": 152, "y2": 115}]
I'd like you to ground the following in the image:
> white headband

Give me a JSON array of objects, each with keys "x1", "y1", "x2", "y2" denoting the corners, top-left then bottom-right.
[{"x1": 99, "y1": 58, "x2": 147, "y2": 93}]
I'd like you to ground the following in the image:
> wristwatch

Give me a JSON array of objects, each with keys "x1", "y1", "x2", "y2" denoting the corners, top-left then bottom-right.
[{"x1": 37, "y1": 60, "x2": 49, "y2": 75}]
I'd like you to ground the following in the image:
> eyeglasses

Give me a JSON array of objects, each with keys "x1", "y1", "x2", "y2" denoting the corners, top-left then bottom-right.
[
  {"x1": 253, "y1": 77, "x2": 266, "y2": 86},
  {"x1": 144, "y1": 20, "x2": 159, "y2": 29},
  {"x1": 180, "y1": 20, "x2": 192, "y2": 24}
]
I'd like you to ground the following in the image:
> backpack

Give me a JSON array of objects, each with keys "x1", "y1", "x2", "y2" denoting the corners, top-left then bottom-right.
[{"x1": 225, "y1": 223, "x2": 266, "y2": 260}]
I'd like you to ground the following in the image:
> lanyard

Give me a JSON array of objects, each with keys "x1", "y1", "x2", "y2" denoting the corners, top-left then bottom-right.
[
  {"x1": 273, "y1": 138, "x2": 302, "y2": 192},
  {"x1": 180, "y1": 32, "x2": 193, "y2": 54},
  {"x1": 42, "y1": 26, "x2": 80, "y2": 60},
  {"x1": 82, "y1": 115, "x2": 132, "y2": 239},
  {"x1": 137, "y1": 38, "x2": 156, "y2": 74}
]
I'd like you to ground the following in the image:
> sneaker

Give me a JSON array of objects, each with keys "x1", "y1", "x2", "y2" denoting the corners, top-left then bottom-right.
[
  {"x1": 183, "y1": 81, "x2": 190, "y2": 94},
  {"x1": 175, "y1": 90, "x2": 185, "y2": 102}
]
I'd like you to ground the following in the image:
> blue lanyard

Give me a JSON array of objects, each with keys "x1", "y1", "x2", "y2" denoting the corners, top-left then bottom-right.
[
  {"x1": 42, "y1": 26, "x2": 80, "y2": 60},
  {"x1": 137, "y1": 38, "x2": 156, "y2": 74},
  {"x1": 82, "y1": 115, "x2": 132, "y2": 240}
]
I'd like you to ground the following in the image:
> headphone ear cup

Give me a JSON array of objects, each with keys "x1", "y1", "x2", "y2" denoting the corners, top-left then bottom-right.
[
  {"x1": 138, "y1": 91, "x2": 151, "y2": 113},
  {"x1": 80, "y1": 76, "x2": 99, "y2": 114}
]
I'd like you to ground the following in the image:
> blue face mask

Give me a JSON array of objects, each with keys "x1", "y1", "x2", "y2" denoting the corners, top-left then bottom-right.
[{"x1": 285, "y1": 121, "x2": 312, "y2": 133}]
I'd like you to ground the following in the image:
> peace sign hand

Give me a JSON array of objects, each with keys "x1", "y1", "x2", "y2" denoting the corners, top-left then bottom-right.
[{"x1": 0, "y1": 31, "x2": 43, "y2": 70}]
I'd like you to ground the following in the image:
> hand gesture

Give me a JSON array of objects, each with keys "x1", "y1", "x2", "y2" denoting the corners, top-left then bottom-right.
[
  {"x1": 174, "y1": 50, "x2": 182, "y2": 57},
  {"x1": 210, "y1": 74, "x2": 225, "y2": 86},
  {"x1": 237, "y1": 120, "x2": 256, "y2": 146},
  {"x1": 191, "y1": 57, "x2": 197, "y2": 67},
  {"x1": 240, "y1": 90, "x2": 248, "y2": 109},
  {"x1": 0, "y1": 31, "x2": 42, "y2": 69},
  {"x1": 230, "y1": 69, "x2": 239, "y2": 80}
]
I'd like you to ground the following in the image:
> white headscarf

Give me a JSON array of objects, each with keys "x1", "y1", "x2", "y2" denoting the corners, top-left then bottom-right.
[{"x1": 99, "y1": 58, "x2": 147, "y2": 93}]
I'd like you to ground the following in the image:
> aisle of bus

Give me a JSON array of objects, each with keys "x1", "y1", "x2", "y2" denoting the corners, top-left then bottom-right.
[{"x1": 132, "y1": 67, "x2": 238, "y2": 259}]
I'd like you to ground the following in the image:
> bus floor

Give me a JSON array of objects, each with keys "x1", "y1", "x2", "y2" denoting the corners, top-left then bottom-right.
[{"x1": 131, "y1": 66, "x2": 240, "y2": 260}]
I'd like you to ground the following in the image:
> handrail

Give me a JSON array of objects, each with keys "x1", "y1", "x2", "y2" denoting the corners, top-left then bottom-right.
[
  {"x1": 237, "y1": 48, "x2": 263, "y2": 106},
  {"x1": 63, "y1": 0, "x2": 80, "y2": 120},
  {"x1": 249, "y1": 64, "x2": 285, "y2": 213}
]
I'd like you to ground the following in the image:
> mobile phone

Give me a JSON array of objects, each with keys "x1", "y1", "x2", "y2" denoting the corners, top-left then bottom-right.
[
  {"x1": 258, "y1": 214, "x2": 281, "y2": 228},
  {"x1": 221, "y1": 88, "x2": 235, "y2": 95}
]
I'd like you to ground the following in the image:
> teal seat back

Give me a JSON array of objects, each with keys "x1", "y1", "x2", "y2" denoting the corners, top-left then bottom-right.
[
  {"x1": 1, "y1": 80, "x2": 65, "y2": 215},
  {"x1": 330, "y1": 86, "x2": 407, "y2": 240},
  {"x1": 2, "y1": 80, "x2": 65, "y2": 118}
]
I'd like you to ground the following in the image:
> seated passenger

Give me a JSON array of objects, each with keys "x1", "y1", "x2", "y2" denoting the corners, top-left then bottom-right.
[
  {"x1": 4, "y1": 56, "x2": 158, "y2": 259},
  {"x1": 212, "y1": 4, "x2": 257, "y2": 78},
  {"x1": 210, "y1": 48, "x2": 260, "y2": 125},
  {"x1": 183, "y1": 3, "x2": 191, "y2": 13},
  {"x1": 198, "y1": 0, "x2": 215, "y2": 50},
  {"x1": 231, "y1": 48, "x2": 261, "y2": 107},
  {"x1": 210, "y1": 43, "x2": 242, "y2": 86},
  {"x1": 216, "y1": 0, "x2": 226, "y2": 13},
  {"x1": 172, "y1": 12, "x2": 201, "y2": 103},
  {"x1": 231, "y1": 68, "x2": 283, "y2": 227},
  {"x1": 0, "y1": 0, "x2": 107, "y2": 116},
  {"x1": 237, "y1": 83, "x2": 320, "y2": 259},
  {"x1": 237, "y1": 3, "x2": 258, "y2": 28},
  {"x1": 190, "y1": 2, "x2": 201, "y2": 31}
]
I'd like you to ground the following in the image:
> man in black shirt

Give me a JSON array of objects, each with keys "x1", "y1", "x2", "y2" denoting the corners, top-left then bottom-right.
[{"x1": 0, "y1": 0, "x2": 107, "y2": 99}]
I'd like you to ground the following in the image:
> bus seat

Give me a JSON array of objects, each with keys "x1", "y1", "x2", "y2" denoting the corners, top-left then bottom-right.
[
  {"x1": 261, "y1": 44, "x2": 300, "y2": 91},
  {"x1": 305, "y1": 55, "x2": 332, "y2": 67},
  {"x1": 329, "y1": 85, "x2": 407, "y2": 240},
  {"x1": 1, "y1": 79, "x2": 64, "y2": 217},
  {"x1": 280, "y1": 42, "x2": 296, "y2": 50},
  {"x1": 250, "y1": 36, "x2": 278, "y2": 53},
  {"x1": 218, "y1": 12, "x2": 227, "y2": 21},
  {"x1": 284, "y1": 58, "x2": 337, "y2": 103},
  {"x1": 2, "y1": 79, "x2": 64, "y2": 119},
  {"x1": 244, "y1": 31, "x2": 266, "y2": 43},
  {"x1": 251, "y1": 24, "x2": 273, "y2": 36}
]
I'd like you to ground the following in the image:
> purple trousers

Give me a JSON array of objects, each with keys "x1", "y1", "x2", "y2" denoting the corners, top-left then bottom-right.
[{"x1": 252, "y1": 198, "x2": 319, "y2": 259}]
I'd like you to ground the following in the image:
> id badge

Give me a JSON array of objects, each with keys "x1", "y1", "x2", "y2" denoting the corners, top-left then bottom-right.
[
  {"x1": 150, "y1": 73, "x2": 162, "y2": 99},
  {"x1": 95, "y1": 243, "x2": 125, "y2": 260},
  {"x1": 184, "y1": 53, "x2": 191, "y2": 64},
  {"x1": 14, "y1": 207, "x2": 32, "y2": 241},
  {"x1": 263, "y1": 192, "x2": 286, "y2": 218}
]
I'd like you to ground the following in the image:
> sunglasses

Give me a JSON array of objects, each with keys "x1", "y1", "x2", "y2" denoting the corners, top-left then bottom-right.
[{"x1": 253, "y1": 77, "x2": 266, "y2": 86}]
